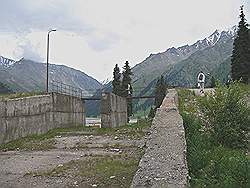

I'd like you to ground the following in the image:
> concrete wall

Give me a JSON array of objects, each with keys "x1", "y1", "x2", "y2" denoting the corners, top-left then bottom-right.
[
  {"x1": 0, "y1": 93, "x2": 85, "y2": 144},
  {"x1": 100, "y1": 92, "x2": 127, "y2": 128},
  {"x1": 131, "y1": 89, "x2": 189, "y2": 188}
]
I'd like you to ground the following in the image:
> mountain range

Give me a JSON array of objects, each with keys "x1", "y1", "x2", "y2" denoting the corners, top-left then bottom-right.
[
  {"x1": 131, "y1": 26, "x2": 236, "y2": 102},
  {"x1": 0, "y1": 57, "x2": 102, "y2": 93},
  {"x1": 127, "y1": 26, "x2": 237, "y2": 115}
]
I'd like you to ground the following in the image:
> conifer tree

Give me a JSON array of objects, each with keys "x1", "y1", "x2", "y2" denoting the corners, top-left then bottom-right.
[
  {"x1": 112, "y1": 64, "x2": 122, "y2": 95},
  {"x1": 148, "y1": 106, "x2": 156, "y2": 119},
  {"x1": 154, "y1": 75, "x2": 167, "y2": 108},
  {"x1": 231, "y1": 6, "x2": 250, "y2": 84},
  {"x1": 0, "y1": 82, "x2": 12, "y2": 94},
  {"x1": 210, "y1": 76, "x2": 216, "y2": 88},
  {"x1": 121, "y1": 61, "x2": 133, "y2": 119},
  {"x1": 121, "y1": 61, "x2": 133, "y2": 96}
]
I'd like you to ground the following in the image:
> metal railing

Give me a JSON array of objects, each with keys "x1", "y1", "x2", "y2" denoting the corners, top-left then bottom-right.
[
  {"x1": 50, "y1": 80, "x2": 156, "y2": 99},
  {"x1": 50, "y1": 80, "x2": 96, "y2": 98}
]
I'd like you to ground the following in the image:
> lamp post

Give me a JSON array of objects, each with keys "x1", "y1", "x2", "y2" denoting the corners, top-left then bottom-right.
[{"x1": 46, "y1": 29, "x2": 56, "y2": 93}]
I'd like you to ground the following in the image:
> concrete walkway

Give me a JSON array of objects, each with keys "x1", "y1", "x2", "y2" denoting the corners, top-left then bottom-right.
[{"x1": 131, "y1": 89, "x2": 189, "y2": 188}]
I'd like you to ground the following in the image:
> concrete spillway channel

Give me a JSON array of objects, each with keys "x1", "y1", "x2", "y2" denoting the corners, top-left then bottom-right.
[{"x1": 131, "y1": 89, "x2": 189, "y2": 188}]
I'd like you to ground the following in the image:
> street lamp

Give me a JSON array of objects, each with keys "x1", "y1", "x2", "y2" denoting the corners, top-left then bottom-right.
[{"x1": 46, "y1": 29, "x2": 56, "y2": 93}]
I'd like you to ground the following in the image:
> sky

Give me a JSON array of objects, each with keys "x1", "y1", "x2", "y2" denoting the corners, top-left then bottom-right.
[{"x1": 0, "y1": 0, "x2": 249, "y2": 82}]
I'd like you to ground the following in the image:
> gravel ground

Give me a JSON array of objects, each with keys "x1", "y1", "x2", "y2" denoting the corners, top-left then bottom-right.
[{"x1": 0, "y1": 130, "x2": 147, "y2": 188}]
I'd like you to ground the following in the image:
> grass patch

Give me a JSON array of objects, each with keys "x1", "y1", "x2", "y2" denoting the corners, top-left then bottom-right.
[
  {"x1": 0, "y1": 92, "x2": 45, "y2": 101},
  {"x1": 178, "y1": 88, "x2": 249, "y2": 187},
  {"x1": 0, "y1": 125, "x2": 83, "y2": 151},
  {"x1": 0, "y1": 120, "x2": 151, "y2": 151},
  {"x1": 59, "y1": 119, "x2": 151, "y2": 139},
  {"x1": 26, "y1": 149, "x2": 144, "y2": 188}
]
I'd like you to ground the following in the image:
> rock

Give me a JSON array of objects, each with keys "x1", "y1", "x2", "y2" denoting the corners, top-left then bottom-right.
[
  {"x1": 110, "y1": 176, "x2": 116, "y2": 179},
  {"x1": 92, "y1": 184, "x2": 97, "y2": 187},
  {"x1": 110, "y1": 148, "x2": 120, "y2": 152}
]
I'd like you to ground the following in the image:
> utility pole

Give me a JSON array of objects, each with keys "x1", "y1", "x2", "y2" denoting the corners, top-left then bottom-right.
[{"x1": 46, "y1": 29, "x2": 56, "y2": 93}]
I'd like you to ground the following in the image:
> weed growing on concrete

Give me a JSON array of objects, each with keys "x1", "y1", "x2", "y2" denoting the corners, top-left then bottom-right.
[{"x1": 0, "y1": 92, "x2": 45, "y2": 101}]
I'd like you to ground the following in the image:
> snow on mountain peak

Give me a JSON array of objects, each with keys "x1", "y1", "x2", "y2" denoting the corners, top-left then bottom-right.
[
  {"x1": 226, "y1": 25, "x2": 237, "y2": 36},
  {"x1": 206, "y1": 29, "x2": 222, "y2": 45},
  {"x1": 0, "y1": 56, "x2": 16, "y2": 68},
  {"x1": 101, "y1": 76, "x2": 112, "y2": 85},
  {"x1": 164, "y1": 26, "x2": 237, "y2": 58}
]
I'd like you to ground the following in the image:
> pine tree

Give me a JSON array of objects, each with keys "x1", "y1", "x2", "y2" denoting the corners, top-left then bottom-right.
[
  {"x1": 210, "y1": 76, "x2": 216, "y2": 88},
  {"x1": 148, "y1": 107, "x2": 156, "y2": 119},
  {"x1": 112, "y1": 64, "x2": 122, "y2": 95},
  {"x1": 121, "y1": 61, "x2": 133, "y2": 119},
  {"x1": 231, "y1": 6, "x2": 250, "y2": 84},
  {"x1": 121, "y1": 61, "x2": 133, "y2": 97},
  {"x1": 0, "y1": 82, "x2": 12, "y2": 94},
  {"x1": 154, "y1": 75, "x2": 167, "y2": 108}
]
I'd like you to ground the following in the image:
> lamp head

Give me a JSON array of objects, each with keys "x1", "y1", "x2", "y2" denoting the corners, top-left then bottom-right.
[{"x1": 48, "y1": 29, "x2": 57, "y2": 34}]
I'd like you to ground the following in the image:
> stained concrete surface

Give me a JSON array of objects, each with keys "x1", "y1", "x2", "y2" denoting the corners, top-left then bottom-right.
[{"x1": 131, "y1": 89, "x2": 189, "y2": 188}]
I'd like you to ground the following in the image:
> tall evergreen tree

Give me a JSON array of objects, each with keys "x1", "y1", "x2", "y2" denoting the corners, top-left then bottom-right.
[
  {"x1": 210, "y1": 76, "x2": 216, "y2": 88},
  {"x1": 231, "y1": 6, "x2": 250, "y2": 84},
  {"x1": 148, "y1": 106, "x2": 156, "y2": 119},
  {"x1": 0, "y1": 82, "x2": 12, "y2": 94},
  {"x1": 121, "y1": 61, "x2": 133, "y2": 96},
  {"x1": 154, "y1": 75, "x2": 167, "y2": 108},
  {"x1": 121, "y1": 61, "x2": 133, "y2": 119},
  {"x1": 112, "y1": 64, "x2": 122, "y2": 95}
]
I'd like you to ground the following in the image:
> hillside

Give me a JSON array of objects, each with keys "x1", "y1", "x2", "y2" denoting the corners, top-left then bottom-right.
[
  {"x1": 131, "y1": 27, "x2": 236, "y2": 90},
  {"x1": 211, "y1": 57, "x2": 231, "y2": 83},
  {"x1": 0, "y1": 57, "x2": 102, "y2": 93},
  {"x1": 129, "y1": 27, "x2": 236, "y2": 115},
  {"x1": 164, "y1": 33, "x2": 234, "y2": 87},
  {"x1": 0, "y1": 82, "x2": 12, "y2": 94}
]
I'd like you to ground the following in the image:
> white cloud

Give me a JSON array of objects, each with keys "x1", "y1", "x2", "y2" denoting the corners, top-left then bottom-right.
[{"x1": 0, "y1": 0, "x2": 249, "y2": 81}]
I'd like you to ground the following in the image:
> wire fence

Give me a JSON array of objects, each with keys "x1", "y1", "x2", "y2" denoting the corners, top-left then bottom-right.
[
  {"x1": 50, "y1": 80, "x2": 97, "y2": 98},
  {"x1": 50, "y1": 80, "x2": 156, "y2": 99}
]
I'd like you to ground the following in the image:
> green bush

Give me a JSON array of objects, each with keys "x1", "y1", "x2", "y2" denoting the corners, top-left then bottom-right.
[
  {"x1": 178, "y1": 86, "x2": 249, "y2": 187},
  {"x1": 198, "y1": 82, "x2": 250, "y2": 149},
  {"x1": 182, "y1": 113, "x2": 249, "y2": 187}
]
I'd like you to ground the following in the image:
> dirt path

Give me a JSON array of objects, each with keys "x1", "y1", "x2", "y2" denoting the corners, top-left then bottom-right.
[{"x1": 0, "y1": 124, "x2": 149, "y2": 188}]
